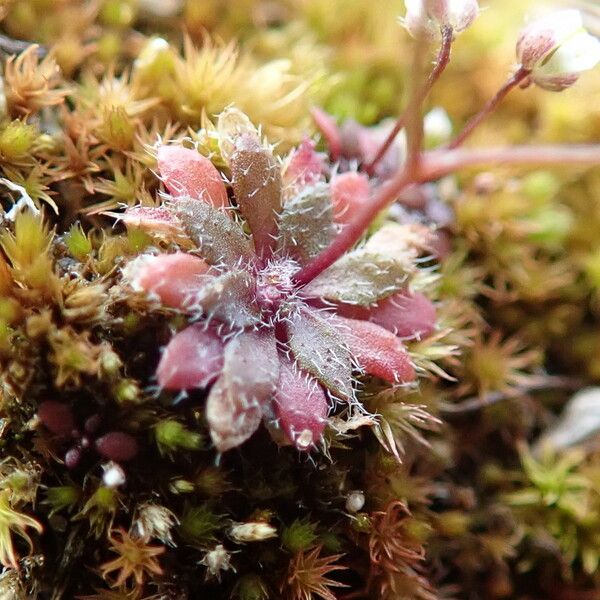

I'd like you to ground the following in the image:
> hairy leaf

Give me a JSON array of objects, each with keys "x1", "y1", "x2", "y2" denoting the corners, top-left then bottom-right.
[
  {"x1": 273, "y1": 354, "x2": 329, "y2": 450},
  {"x1": 302, "y1": 249, "x2": 409, "y2": 305},
  {"x1": 333, "y1": 317, "x2": 415, "y2": 384},
  {"x1": 157, "y1": 145, "x2": 228, "y2": 208},
  {"x1": 176, "y1": 198, "x2": 255, "y2": 268},
  {"x1": 105, "y1": 206, "x2": 185, "y2": 239},
  {"x1": 330, "y1": 172, "x2": 370, "y2": 224},
  {"x1": 230, "y1": 134, "x2": 282, "y2": 258},
  {"x1": 157, "y1": 324, "x2": 225, "y2": 390},
  {"x1": 287, "y1": 307, "x2": 353, "y2": 399},
  {"x1": 284, "y1": 138, "x2": 325, "y2": 189},
  {"x1": 364, "y1": 222, "x2": 434, "y2": 268},
  {"x1": 277, "y1": 182, "x2": 334, "y2": 265},
  {"x1": 206, "y1": 330, "x2": 279, "y2": 451},
  {"x1": 124, "y1": 252, "x2": 211, "y2": 310},
  {"x1": 336, "y1": 291, "x2": 437, "y2": 340},
  {"x1": 190, "y1": 269, "x2": 261, "y2": 329}
]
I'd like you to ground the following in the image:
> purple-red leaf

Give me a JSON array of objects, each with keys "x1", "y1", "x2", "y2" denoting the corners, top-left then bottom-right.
[
  {"x1": 124, "y1": 252, "x2": 211, "y2": 310},
  {"x1": 334, "y1": 317, "x2": 415, "y2": 384},
  {"x1": 230, "y1": 134, "x2": 282, "y2": 259},
  {"x1": 273, "y1": 355, "x2": 328, "y2": 451},
  {"x1": 157, "y1": 145, "x2": 228, "y2": 208},
  {"x1": 336, "y1": 291, "x2": 437, "y2": 340},
  {"x1": 38, "y1": 401, "x2": 75, "y2": 438},
  {"x1": 330, "y1": 172, "x2": 370, "y2": 225},
  {"x1": 285, "y1": 138, "x2": 326, "y2": 189},
  {"x1": 157, "y1": 324, "x2": 225, "y2": 390},
  {"x1": 175, "y1": 198, "x2": 255, "y2": 268},
  {"x1": 287, "y1": 307, "x2": 353, "y2": 400},
  {"x1": 95, "y1": 431, "x2": 139, "y2": 462},
  {"x1": 206, "y1": 330, "x2": 279, "y2": 451},
  {"x1": 312, "y1": 107, "x2": 341, "y2": 161}
]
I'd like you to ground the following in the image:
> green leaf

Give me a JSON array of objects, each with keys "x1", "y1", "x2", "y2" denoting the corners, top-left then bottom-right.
[
  {"x1": 175, "y1": 198, "x2": 255, "y2": 267},
  {"x1": 302, "y1": 249, "x2": 409, "y2": 305},
  {"x1": 277, "y1": 182, "x2": 334, "y2": 265},
  {"x1": 287, "y1": 307, "x2": 353, "y2": 399}
]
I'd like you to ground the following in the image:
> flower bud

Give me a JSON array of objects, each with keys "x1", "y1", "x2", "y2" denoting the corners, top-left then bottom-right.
[
  {"x1": 517, "y1": 10, "x2": 600, "y2": 91},
  {"x1": 403, "y1": 0, "x2": 479, "y2": 37},
  {"x1": 228, "y1": 521, "x2": 277, "y2": 543}
]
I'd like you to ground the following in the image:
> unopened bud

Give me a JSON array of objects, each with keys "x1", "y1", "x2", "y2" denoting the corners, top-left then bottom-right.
[
  {"x1": 517, "y1": 10, "x2": 600, "y2": 91},
  {"x1": 345, "y1": 490, "x2": 366, "y2": 513},
  {"x1": 402, "y1": 0, "x2": 479, "y2": 37},
  {"x1": 228, "y1": 521, "x2": 277, "y2": 543},
  {"x1": 102, "y1": 462, "x2": 126, "y2": 488}
]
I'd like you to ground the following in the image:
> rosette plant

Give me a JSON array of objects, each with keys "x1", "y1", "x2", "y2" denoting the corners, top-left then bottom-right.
[
  {"x1": 125, "y1": 124, "x2": 436, "y2": 453},
  {"x1": 121, "y1": 2, "x2": 600, "y2": 456}
]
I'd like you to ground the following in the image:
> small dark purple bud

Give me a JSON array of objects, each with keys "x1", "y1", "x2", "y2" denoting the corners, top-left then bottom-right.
[
  {"x1": 38, "y1": 401, "x2": 76, "y2": 438},
  {"x1": 65, "y1": 447, "x2": 82, "y2": 469},
  {"x1": 84, "y1": 414, "x2": 102, "y2": 435},
  {"x1": 95, "y1": 431, "x2": 139, "y2": 462}
]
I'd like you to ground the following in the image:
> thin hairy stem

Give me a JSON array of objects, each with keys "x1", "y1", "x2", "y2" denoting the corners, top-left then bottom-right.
[
  {"x1": 365, "y1": 26, "x2": 454, "y2": 175},
  {"x1": 447, "y1": 66, "x2": 530, "y2": 149},
  {"x1": 293, "y1": 168, "x2": 415, "y2": 286},
  {"x1": 419, "y1": 144, "x2": 600, "y2": 180},
  {"x1": 295, "y1": 140, "x2": 600, "y2": 287},
  {"x1": 439, "y1": 375, "x2": 584, "y2": 416},
  {"x1": 0, "y1": 34, "x2": 47, "y2": 57}
]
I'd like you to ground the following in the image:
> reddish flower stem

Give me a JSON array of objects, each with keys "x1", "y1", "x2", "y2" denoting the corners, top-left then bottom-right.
[
  {"x1": 294, "y1": 142, "x2": 600, "y2": 287},
  {"x1": 293, "y1": 168, "x2": 415, "y2": 286},
  {"x1": 446, "y1": 66, "x2": 530, "y2": 149},
  {"x1": 419, "y1": 144, "x2": 600, "y2": 181},
  {"x1": 364, "y1": 26, "x2": 454, "y2": 176}
]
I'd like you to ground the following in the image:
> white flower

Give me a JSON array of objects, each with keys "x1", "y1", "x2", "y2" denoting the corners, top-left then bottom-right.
[
  {"x1": 402, "y1": 0, "x2": 479, "y2": 37},
  {"x1": 102, "y1": 462, "x2": 126, "y2": 488},
  {"x1": 424, "y1": 107, "x2": 453, "y2": 147},
  {"x1": 199, "y1": 545, "x2": 235, "y2": 581},
  {"x1": 517, "y1": 10, "x2": 600, "y2": 91}
]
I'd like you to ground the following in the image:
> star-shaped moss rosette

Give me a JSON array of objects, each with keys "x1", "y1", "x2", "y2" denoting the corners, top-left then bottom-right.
[{"x1": 122, "y1": 120, "x2": 437, "y2": 453}]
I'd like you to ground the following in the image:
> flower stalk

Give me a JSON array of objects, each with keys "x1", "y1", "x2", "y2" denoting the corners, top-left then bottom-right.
[{"x1": 365, "y1": 25, "x2": 454, "y2": 175}]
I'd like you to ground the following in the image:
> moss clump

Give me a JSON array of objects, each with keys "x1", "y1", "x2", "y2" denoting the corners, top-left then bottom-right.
[{"x1": 0, "y1": 1, "x2": 599, "y2": 599}]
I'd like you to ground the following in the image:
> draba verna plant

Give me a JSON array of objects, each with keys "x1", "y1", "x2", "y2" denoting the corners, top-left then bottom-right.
[{"x1": 2, "y1": 0, "x2": 600, "y2": 598}]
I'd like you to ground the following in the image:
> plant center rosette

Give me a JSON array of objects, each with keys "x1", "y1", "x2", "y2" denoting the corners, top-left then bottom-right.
[{"x1": 122, "y1": 112, "x2": 437, "y2": 453}]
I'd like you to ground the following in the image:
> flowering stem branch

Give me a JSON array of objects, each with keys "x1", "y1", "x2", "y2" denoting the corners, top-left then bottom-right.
[
  {"x1": 295, "y1": 141, "x2": 600, "y2": 286},
  {"x1": 419, "y1": 144, "x2": 600, "y2": 180},
  {"x1": 365, "y1": 26, "x2": 454, "y2": 175},
  {"x1": 439, "y1": 375, "x2": 583, "y2": 416},
  {"x1": 293, "y1": 168, "x2": 415, "y2": 286},
  {"x1": 446, "y1": 66, "x2": 530, "y2": 149}
]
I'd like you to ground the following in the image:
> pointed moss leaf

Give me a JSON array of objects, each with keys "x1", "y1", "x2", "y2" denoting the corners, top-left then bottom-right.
[
  {"x1": 206, "y1": 330, "x2": 279, "y2": 451},
  {"x1": 175, "y1": 198, "x2": 255, "y2": 268},
  {"x1": 191, "y1": 270, "x2": 261, "y2": 330},
  {"x1": 302, "y1": 249, "x2": 409, "y2": 305},
  {"x1": 277, "y1": 182, "x2": 334, "y2": 265},
  {"x1": 230, "y1": 134, "x2": 282, "y2": 258},
  {"x1": 287, "y1": 307, "x2": 353, "y2": 399}
]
